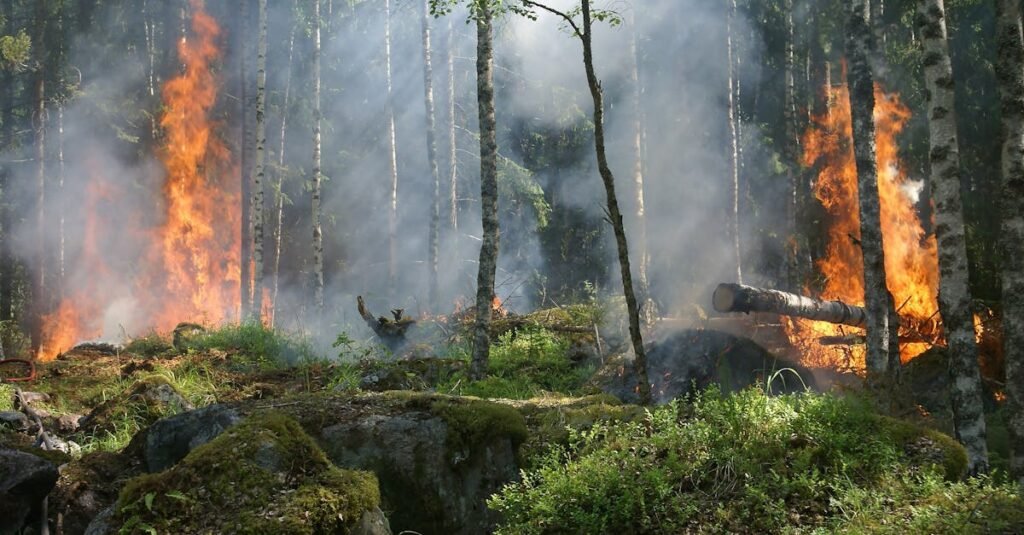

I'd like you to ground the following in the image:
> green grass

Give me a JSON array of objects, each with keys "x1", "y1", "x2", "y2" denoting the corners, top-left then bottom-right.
[
  {"x1": 182, "y1": 322, "x2": 318, "y2": 368},
  {"x1": 488, "y1": 388, "x2": 1018, "y2": 534}
]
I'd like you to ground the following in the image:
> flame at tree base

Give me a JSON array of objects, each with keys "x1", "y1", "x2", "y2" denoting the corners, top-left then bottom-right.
[
  {"x1": 785, "y1": 79, "x2": 942, "y2": 372},
  {"x1": 36, "y1": 0, "x2": 240, "y2": 360}
]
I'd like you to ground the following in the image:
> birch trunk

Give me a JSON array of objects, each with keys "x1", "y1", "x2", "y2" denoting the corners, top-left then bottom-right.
[
  {"x1": 312, "y1": 0, "x2": 324, "y2": 310},
  {"x1": 846, "y1": 0, "x2": 892, "y2": 375},
  {"x1": 470, "y1": 1, "x2": 498, "y2": 380},
  {"x1": 447, "y1": 16, "x2": 458, "y2": 235},
  {"x1": 783, "y1": 0, "x2": 801, "y2": 290},
  {"x1": 726, "y1": 0, "x2": 742, "y2": 284},
  {"x1": 239, "y1": 0, "x2": 253, "y2": 319},
  {"x1": 995, "y1": 0, "x2": 1024, "y2": 486},
  {"x1": 31, "y1": 0, "x2": 47, "y2": 356},
  {"x1": 385, "y1": 0, "x2": 399, "y2": 288},
  {"x1": 917, "y1": 0, "x2": 989, "y2": 474},
  {"x1": 422, "y1": 0, "x2": 441, "y2": 311},
  {"x1": 271, "y1": 0, "x2": 298, "y2": 327},
  {"x1": 252, "y1": 0, "x2": 267, "y2": 322},
  {"x1": 629, "y1": 9, "x2": 654, "y2": 324}
]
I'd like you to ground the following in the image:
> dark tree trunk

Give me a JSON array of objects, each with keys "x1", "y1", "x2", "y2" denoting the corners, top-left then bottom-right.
[
  {"x1": 30, "y1": 0, "x2": 48, "y2": 357},
  {"x1": 995, "y1": 0, "x2": 1024, "y2": 486},
  {"x1": 580, "y1": 0, "x2": 651, "y2": 404},
  {"x1": 846, "y1": 0, "x2": 892, "y2": 375},
  {"x1": 471, "y1": 0, "x2": 498, "y2": 380}
]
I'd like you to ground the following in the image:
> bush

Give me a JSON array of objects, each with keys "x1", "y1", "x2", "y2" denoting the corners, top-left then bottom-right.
[
  {"x1": 443, "y1": 327, "x2": 593, "y2": 399},
  {"x1": 488, "y1": 389, "x2": 1015, "y2": 534},
  {"x1": 123, "y1": 331, "x2": 174, "y2": 357},
  {"x1": 183, "y1": 322, "x2": 316, "y2": 367}
]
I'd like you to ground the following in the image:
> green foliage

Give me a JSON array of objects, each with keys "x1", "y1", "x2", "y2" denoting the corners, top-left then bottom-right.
[
  {"x1": 183, "y1": 322, "x2": 317, "y2": 368},
  {"x1": 430, "y1": 397, "x2": 530, "y2": 463},
  {"x1": 441, "y1": 327, "x2": 593, "y2": 399},
  {"x1": 123, "y1": 332, "x2": 175, "y2": 358},
  {"x1": 114, "y1": 412, "x2": 380, "y2": 534},
  {"x1": 488, "y1": 389, "x2": 998, "y2": 534},
  {"x1": 0, "y1": 382, "x2": 13, "y2": 411},
  {"x1": 0, "y1": 29, "x2": 30, "y2": 68}
]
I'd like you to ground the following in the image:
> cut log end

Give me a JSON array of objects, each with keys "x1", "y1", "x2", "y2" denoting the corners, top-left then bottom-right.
[{"x1": 712, "y1": 283, "x2": 740, "y2": 313}]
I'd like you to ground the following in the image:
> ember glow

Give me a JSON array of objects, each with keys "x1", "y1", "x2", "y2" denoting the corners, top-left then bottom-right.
[
  {"x1": 785, "y1": 81, "x2": 941, "y2": 371},
  {"x1": 37, "y1": 0, "x2": 239, "y2": 359}
]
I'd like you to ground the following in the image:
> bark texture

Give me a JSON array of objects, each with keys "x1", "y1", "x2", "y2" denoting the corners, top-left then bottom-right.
[
  {"x1": 713, "y1": 283, "x2": 868, "y2": 327},
  {"x1": 470, "y1": 1, "x2": 498, "y2": 380},
  {"x1": 252, "y1": 0, "x2": 268, "y2": 321},
  {"x1": 421, "y1": 0, "x2": 441, "y2": 310},
  {"x1": 783, "y1": 0, "x2": 801, "y2": 290},
  {"x1": 846, "y1": 0, "x2": 891, "y2": 375},
  {"x1": 31, "y1": 0, "x2": 47, "y2": 356},
  {"x1": 995, "y1": 0, "x2": 1024, "y2": 485},
  {"x1": 311, "y1": 0, "x2": 324, "y2": 310},
  {"x1": 917, "y1": 0, "x2": 988, "y2": 474}
]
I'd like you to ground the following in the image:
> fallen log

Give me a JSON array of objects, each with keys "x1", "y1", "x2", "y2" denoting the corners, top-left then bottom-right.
[{"x1": 713, "y1": 283, "x2": 867, "y2": 328}]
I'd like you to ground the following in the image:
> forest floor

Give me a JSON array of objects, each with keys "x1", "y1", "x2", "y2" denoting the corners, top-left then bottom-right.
[{"x1": 1, "y1": 314, "x2": 1022, "y2": 534}]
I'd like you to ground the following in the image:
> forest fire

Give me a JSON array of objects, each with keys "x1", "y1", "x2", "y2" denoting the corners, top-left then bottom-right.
[
  {"x1": 784, "y1": 82, "x2": 941, "y2": 371},
  {"x1": 37, "y1": 0, "x2": 239, "y2": 360}
]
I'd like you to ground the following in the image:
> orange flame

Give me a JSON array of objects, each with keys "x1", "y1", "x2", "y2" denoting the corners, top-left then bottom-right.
[
  {"x1": 37, "y1": 0, "x2": 239, "y2": 360},
  {"x1": 140, "y1": 0, "x2": 240, "y2": 331},
  {"x1": 786, "y1": 79, "x2": 941, "y2": 371}
]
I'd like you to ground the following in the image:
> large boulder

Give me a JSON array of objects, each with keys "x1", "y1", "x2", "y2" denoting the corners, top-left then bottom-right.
[
  {"x1": 313, "y1": 393, "x2": 526, "y2": 535},
  {"x1": 593, "y1": 329, "x2": 818, "y2": 404},
  {"x1": 50, "y1": 452, "x2": 135, "y2": 535},
  {"x1": 129, "y1": 403, "x2": 241, "y2": 472},
  {"x1": 109, "y1": 412, "x2": 387, "y2": 534},
  {"x1": 0, "y1": 448, "x2": 60, "y2": 534}
]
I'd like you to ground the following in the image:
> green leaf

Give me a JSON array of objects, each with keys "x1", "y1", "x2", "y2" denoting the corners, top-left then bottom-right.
[{"x1": 144, "y1": 492, "x2": 155, "y2": 511}]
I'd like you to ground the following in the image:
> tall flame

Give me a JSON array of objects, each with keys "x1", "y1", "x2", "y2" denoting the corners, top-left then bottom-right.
[
  {"x1": 140, "y1": 0, "x2": 240, "y2": 330},
  {"x1": 36, "y1": 0, "x2": 239, "y2": 360},
  {"x1": 786, "y1": 80, "x2": 941, "y2": 371}
]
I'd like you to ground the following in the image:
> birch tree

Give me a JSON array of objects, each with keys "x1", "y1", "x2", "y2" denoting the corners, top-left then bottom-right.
[
  {"x1": 917, "y1": 0, "x2": 988, "y2": 474},
  {"x1": 240, "y1": 0, "x2": 253, "y2": 319},
  {"x1": 30, "y1": 0, "x2": 47, "y2": 355},
  {"x1": 995, "y1": 0, "x2": 1024, "y2": 485},
  {"x1": 628, "y1": 8, "x2": 654, "y2": 324},
  {"x1": 311, "y1": 0, "x2": 324, "y2": 310},
  {"x1": 846, "y1": 0, "x2": 892, "y2": 375},
  {"x1": 271, "y1": 0, "x2": 298, "y2": 326},
  {"x1": 447, "y1": 16, "x2": 458, "y2": 235},
  {"x1": 422, "y1": 0, "x2": 441, "y2": 310},
  {"x1": 726, "y1": 0, "x2": 742, "y2": 284},
  {"x1": 385, "y1": 0, "x2": 399, "y2": 288},
  {"x1": 251, "y1": 0, "x2": 267, "y2": 321}
]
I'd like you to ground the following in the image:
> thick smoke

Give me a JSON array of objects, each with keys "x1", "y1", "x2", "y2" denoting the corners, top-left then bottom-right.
[{"x1": 3, "y1": 0, "x2": 776, "y2": 352}]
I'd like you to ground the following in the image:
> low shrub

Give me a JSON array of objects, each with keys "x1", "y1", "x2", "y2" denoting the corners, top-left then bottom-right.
[
  {"x1": 183, "y1": 322, "x2": 317, "y2": 367},
  {"x1": 488, "y1": 388, "x2": 1017, "y2": 534}
]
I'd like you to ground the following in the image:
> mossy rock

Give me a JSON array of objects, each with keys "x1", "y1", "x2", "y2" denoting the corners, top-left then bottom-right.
[
  {"x1": 50, "y1": 451, "x2": 135, "y2": 534},
  {"x1": 112, "y1": 412, "x2": 381, "y2": 534},
  {"x1": 876, "y1": 415, "x2": 968, "y2": 481},
  {"x1": 78, "y1": 377, "x2": 194, "y2": 439},
  {"x1": 356, "y1": 357, "x2": 467, "y2": 392}
]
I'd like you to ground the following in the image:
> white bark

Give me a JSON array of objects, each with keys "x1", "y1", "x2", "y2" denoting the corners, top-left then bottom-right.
[
  {"x1": 917, "y1": 0, "x2": 988, "y2": 473},
  {"x1": 312, "y1": 0, "x2": 324, "y2": 310},
  {"x1": 385, "y1": 0, "x2": 399, "y2": 288},
  {"x1": 252, "y1": 0, "x2": 267, "y2": 321}
]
